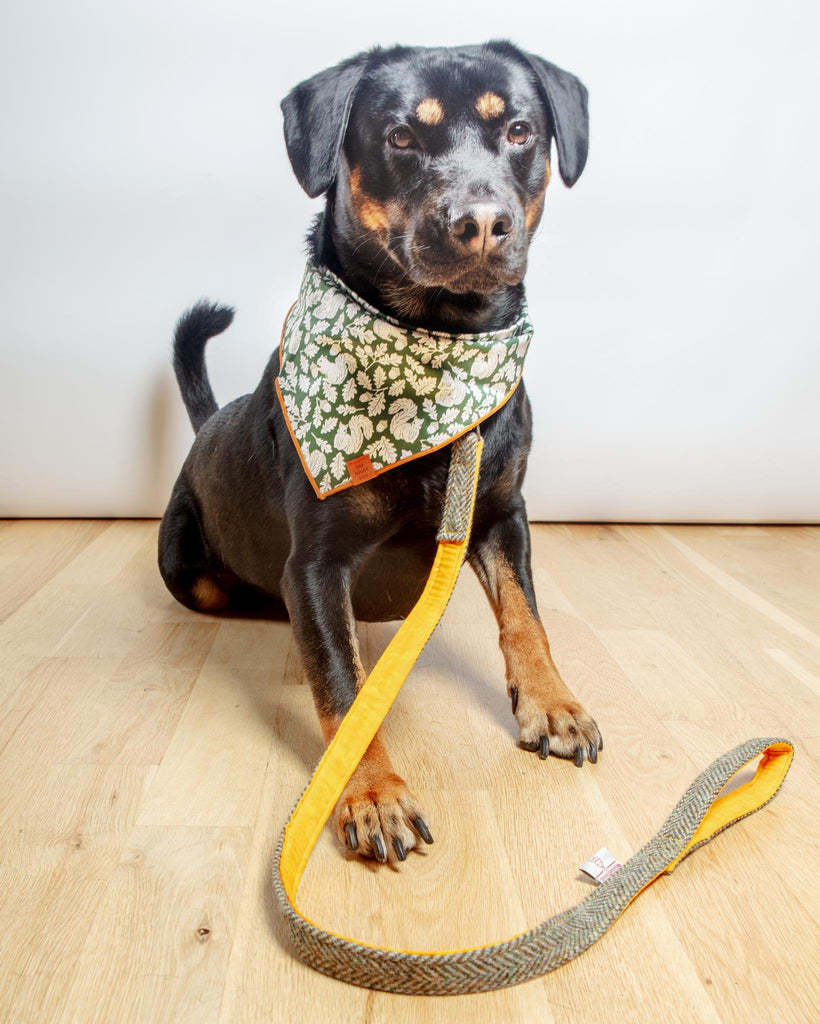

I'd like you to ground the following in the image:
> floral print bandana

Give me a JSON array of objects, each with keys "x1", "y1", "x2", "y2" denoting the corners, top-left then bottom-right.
[{"x1": 275, "y1": 262, "x2": 533, "y2": 499}]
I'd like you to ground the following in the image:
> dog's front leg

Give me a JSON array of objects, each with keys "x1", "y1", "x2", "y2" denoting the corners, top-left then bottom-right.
[
  {"x1": 282, "y1": 552, "x2": 433, "y2": 863},
  {"x1": 470, "y1": 509, "x2": 603, "y2": 765}
]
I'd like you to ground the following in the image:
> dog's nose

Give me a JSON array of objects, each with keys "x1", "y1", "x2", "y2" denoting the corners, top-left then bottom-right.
[{"x1": 450, "y1": 204, "x2": 513, "y2": 252}]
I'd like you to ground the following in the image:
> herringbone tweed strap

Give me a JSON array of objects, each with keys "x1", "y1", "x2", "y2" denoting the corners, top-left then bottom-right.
[{"x1": 273, "y1": 431, "x2": 794, "y2": 995}]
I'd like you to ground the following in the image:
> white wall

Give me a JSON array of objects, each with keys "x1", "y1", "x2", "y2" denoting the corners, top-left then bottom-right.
[{"x1": 1, "y1": 0, "x2": 818, "y2": 521}]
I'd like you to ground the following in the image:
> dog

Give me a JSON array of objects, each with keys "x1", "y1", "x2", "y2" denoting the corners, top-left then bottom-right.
[{"x1": 159, "y1": 41, "x2": 601, "y2": 866}]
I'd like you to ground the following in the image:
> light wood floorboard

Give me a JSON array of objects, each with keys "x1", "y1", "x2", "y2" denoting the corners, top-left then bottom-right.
[{"x1": 0, "y1": 520, "x2": 817, "y2": 1023}]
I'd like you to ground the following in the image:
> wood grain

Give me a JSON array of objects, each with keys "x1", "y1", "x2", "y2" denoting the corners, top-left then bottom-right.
[{"x1": 0, "y1": 520, "x2": 817, "y2": 1023}]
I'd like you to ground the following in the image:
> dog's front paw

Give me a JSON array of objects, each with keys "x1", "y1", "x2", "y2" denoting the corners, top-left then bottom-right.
[
  {"x1": 509, "y1": 684, "x2": 603, "y2": 767},
  {"x1": 335, "y1": 762, "x2": 433, "y2": 865}
]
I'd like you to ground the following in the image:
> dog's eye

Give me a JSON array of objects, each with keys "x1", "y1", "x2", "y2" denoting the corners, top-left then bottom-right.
[
  {"x1": 507, "y1": 122, "x2": 532, "y2": 145},
  {"x1": 388, "y1": 126, "x2": 417, "y2": 150}
]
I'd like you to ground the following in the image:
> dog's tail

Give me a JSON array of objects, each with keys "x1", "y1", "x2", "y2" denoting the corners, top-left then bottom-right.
[{"x1": 172, "y1": 300, "x2": 235, "y2": 433}]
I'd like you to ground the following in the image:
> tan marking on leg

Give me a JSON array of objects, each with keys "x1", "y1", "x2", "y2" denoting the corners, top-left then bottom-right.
[
  {"x1": 476, "y1": 91, "x2": 505, "y2": 119},
  {"x1": 416, "y1": 97, "x2": 444, "y2": 125},
  {"x1": 317, "y1": 712, "x2": 343, "y2": 746},
  {"x1": 349, "y1": 166, "x2": 390, "y2": 232},
  {"x1": 495, "y1": 560, "x2": 567, "y2": 699},
  {"x1": 494, "y1": 559, "x2": 601, "y2": 759},
  {"x1": 191, "y1": 575, "x2": 229, "y2": 612},
  {"x1": 319, "y1": 713, "x2": 428, "y2": 863}
]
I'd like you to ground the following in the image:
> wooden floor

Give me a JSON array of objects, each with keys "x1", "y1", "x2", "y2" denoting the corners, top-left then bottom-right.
[{"x1": 0, "y1": 520, "x2": 818, "y2": 1023}]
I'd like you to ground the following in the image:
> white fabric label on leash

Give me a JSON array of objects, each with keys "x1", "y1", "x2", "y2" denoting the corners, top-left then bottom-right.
[{"x1": 580, "y1": 847, "x2": 623, "y2": 884}]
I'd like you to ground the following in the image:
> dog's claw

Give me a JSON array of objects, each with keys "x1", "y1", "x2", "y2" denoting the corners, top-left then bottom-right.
[
  {"x1": 574, "y1": 746, "x2": 584, "y2": 768},
  {"x1": 372, "y1": 833, "x2": 387, "y2": 863},
  {"x1": 589, "y1": 742, "x2": 598, "y2": 764},
  {"x1": 598, "y1": 733, "x2": 604, "y2": 751},
  {"x1": 510, "y1": 685, "x2": 519, "y2": 715},
  {"x1": 344, "y1": 822, "x2": 358, "y2": 851},
  {"x1": 413, "y1": 817, "x2": 434, "y2": 845},
  {"x1": 393, "y1": 837, "x2": 406, "y2": 862},
  {"x1": 539, "y1": 735, "x2": 549, "y2": 760},
  {"x1": 520, "y1": 738, "x2": 540, "y2": 753}
]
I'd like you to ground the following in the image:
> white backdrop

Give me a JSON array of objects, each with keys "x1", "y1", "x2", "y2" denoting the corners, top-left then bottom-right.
[{"x1": 1, "y1": 0, "x2": 818, "y2": 521}]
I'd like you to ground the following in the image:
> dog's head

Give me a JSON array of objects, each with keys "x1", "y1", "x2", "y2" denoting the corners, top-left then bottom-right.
[{"x1": 282, "y1": 42, "x2": 588, "y2": 300}]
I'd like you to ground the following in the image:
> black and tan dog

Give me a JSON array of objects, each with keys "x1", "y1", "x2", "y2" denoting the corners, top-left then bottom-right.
[{"x1": 159, "y1": 41, "x2": 601, "y2": 865}]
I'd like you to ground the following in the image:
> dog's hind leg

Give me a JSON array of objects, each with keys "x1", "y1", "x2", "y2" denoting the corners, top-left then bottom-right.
[{"x1": 158, "y1": 479, "x2": 230, "y2": 613}]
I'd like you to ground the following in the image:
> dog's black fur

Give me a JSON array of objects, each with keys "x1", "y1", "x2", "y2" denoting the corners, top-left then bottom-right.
[{"x1": 159, "y1": 41, "x2": 600, "y2": 864}]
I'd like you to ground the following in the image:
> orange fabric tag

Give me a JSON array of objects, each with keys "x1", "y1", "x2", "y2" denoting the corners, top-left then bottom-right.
[{"x1": 346, "y1": 454, "x2": 376, "y2": 484}]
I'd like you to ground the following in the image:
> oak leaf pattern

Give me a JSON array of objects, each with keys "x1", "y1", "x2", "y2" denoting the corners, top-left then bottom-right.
[{"x1": 277, "y1": 263, "x2": 532, "y2": 497}]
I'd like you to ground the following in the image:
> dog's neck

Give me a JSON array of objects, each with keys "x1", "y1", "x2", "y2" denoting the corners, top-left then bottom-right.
[{"x1": 307, "y1": 206, "x2": 526, "y2": 335}]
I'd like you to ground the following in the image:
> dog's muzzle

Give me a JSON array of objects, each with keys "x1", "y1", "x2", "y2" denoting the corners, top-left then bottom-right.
[{"x1": 400, "y1": 199, "x2": 528, "y2": 292}]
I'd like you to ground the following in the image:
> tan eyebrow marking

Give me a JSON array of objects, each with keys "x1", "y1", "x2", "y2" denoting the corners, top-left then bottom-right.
[
  {"x1": 476, "y1": 91, "x2": 506, "y2": 119},
  {"x1": 416, "y1": 97, "x2": 444, "y2": 125}
]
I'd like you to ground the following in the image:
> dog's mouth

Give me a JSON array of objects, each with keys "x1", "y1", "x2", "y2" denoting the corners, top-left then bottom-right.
[
  {"x1": 408, "y1": 259, "x2": 526, "y2": 294},
  {"x1": 391, "y1": 236, "x2": 528, "y2": 295}
]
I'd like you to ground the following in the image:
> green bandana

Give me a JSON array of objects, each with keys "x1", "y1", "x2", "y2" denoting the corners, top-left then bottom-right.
[{"x1": 275, "y1": 262, "x2": 533, "y2": 499}]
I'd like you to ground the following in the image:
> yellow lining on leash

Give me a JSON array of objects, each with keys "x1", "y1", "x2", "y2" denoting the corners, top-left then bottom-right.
[
  {"x1": 274, "y1": 431, "x2": 794, "y2": 994},
  {"x1": 279, "y1": 433, "x2": 483, "y2": 900}
]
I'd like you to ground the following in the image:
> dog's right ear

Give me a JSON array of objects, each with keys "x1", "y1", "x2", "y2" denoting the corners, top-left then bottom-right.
[{"x1": 281, "y1": 54, "x2": 369, "y2": 198}]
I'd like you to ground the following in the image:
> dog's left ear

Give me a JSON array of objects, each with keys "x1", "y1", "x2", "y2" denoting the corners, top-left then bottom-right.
[
  {"x1": 523, "y1": 53, "x2": 589, "y2": 187},
  {"x1": 281, "y1": 53, "x2": 369, "y2": 198},
  {"x1": 488, "y1": 42, "x2": 589, "y2": 187}
]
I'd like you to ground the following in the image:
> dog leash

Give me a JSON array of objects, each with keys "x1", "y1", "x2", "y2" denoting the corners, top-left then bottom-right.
[{"x1": 273, "y1": 430, "x2": 794, "y2": 994}]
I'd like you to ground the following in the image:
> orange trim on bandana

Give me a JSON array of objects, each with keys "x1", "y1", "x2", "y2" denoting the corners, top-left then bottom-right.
[{"x1": 273, "y1": 287, "x2": 528, "y2": 500}]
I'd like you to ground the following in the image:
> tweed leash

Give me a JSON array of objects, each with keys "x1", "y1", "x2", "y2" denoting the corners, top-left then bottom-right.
[{"x1": 273, "y1": 431, "x2": 794, "y2": 994}]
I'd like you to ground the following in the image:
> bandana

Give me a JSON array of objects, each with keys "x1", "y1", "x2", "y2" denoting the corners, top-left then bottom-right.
[{"x1": 275, "y1": 262, "x2": 533, "y2": 499}]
